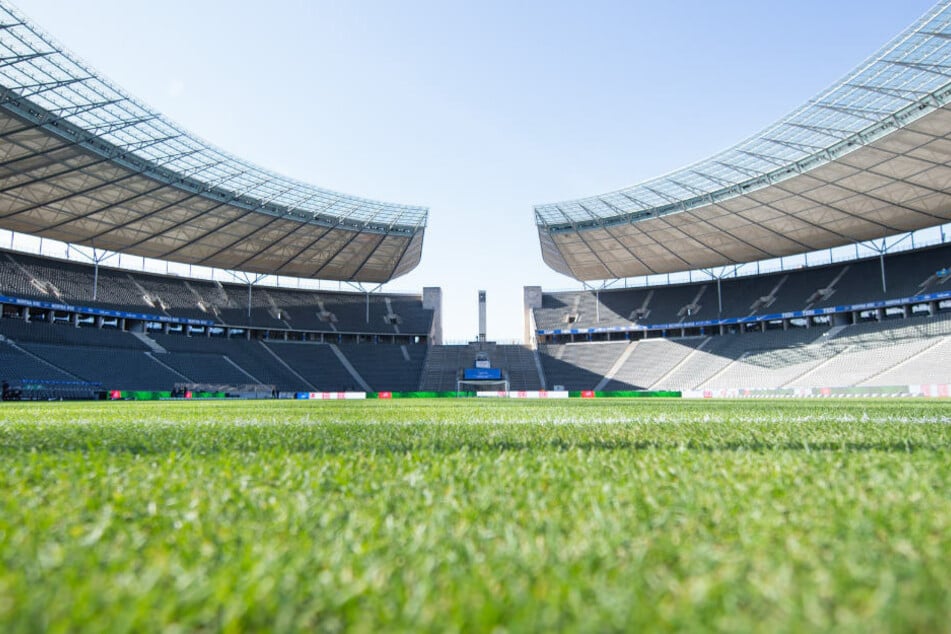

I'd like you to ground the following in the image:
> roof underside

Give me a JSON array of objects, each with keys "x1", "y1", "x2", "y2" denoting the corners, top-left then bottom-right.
[
  {"x1": 536, "y1": 1, "x2": 951, "y2": 281},
  {"x1": 0, "y1": 2, "x2": 427, "y2": 283}
]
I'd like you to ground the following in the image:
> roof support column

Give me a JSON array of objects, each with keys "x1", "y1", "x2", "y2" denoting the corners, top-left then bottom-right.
[
  {"x1": 67, "y1": 245, "x2": 115, "y2": 302},
  {"x1": 583, "y1": 281, "x2": 608, "y2": 323},
  {"x1": 702, "y1": 266, "x2": 738, "y2": 316},
  {"x1": 879, "y1": 251, "x2": 887, "y2": 296},
  {"x1": 717, "y1": 277, "x2": 722, "y2": 316},
  {"x1": 226, "y1": 271, "x2": 267, "y2": 325},
  {"x1": 344, "y1": 281, "x2": 383, "y2": 324},
  {"x1": 871, "y1": 233, "x2": 913, "y2": 297}
]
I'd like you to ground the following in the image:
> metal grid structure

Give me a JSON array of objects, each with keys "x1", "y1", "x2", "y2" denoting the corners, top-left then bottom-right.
[
  {"x1": 0, "y1": 1, "x2": 427, "y2": 283},
  {"x1": 536, "y1": 1, "x2": 951, "y2": 281}
]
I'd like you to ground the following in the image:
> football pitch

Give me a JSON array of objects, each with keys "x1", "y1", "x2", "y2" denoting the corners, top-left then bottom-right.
[{"x1": 1, "y1": 399, "x2": 949, "y2": 633}]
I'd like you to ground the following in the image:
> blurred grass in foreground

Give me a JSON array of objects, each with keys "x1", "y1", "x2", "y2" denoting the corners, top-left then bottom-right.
[{"x1": 0, "y1": 399, "x2": 949, "y2": 633}]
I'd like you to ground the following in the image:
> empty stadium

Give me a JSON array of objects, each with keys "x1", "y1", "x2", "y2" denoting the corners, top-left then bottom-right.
[
  {"x1": 1, "y1": 1, "x2": 950, "y2": 400},
  {"x1": 3, "y1": 2, "x2": 951, "y2": 632}
]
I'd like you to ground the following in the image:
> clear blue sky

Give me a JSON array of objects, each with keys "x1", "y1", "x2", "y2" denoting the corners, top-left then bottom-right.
[{"x1": 24, "y1": 0, "x2": 936, "y2": 342}]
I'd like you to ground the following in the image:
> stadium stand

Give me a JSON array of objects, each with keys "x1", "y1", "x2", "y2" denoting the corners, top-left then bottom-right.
[
  {"x1": 151, "y1": 352, "x2": 257, "y2": 388},
  {"x1": 2, "y1": 233, "x2": 949, "y2": 394},
  {"x1": 338, "y1": 344, "x2": 428, "y2": 393},
  {"x1": 783, "y1": 314, "x2": 951, "y2": 388},
  {"x1": 417, "y1": 346, "x2": 470, "y2": 392},
  {"x1": 150, "y1": 335, "x2": 311, "y2": 393},
  {"x1": 694, "y1": 330, "x2": 838, "y2": 390},
  {"x1": 870, "y1": 338, "x2": 951, "y2": 386},
  {"x1": 0, "y1": 312, "x2": 433, "y2": 393},
  {"x1": 600, "y1": 338, "x2": 708, "y2": 391},
  {"x1": 490, "y1": 345, "x2": 544, "y2": 391},
  {"x1": 0, "y1": 337, "x2": 79, "y2": 383},
  {"x1": 650, "y1": 339, "x2": 734, "y2": 392},
  {"x1": 418, "y1": 343, "x2": 543, "y2": 392},
  {"x1": 0, "y1": 318, "x2": 150, "y2": 350},
  {"x1": 536, "y1": 342, "x2": 630, "y2": 391},
  {"x1": 262, "y1": 342, "x2": 359, "y2": 392},
  {"x1": 0, "y1": 256, "x2": 436, "y2": 393},
  {"x1": 529, "y1": 309, "x2": 951, "y2": 391},
  {"x1": 20, "y1": 343, "x2": 183, "y2": 392},
  {"x1": 1, "y1": 0, "x2": 950, "y2": 397},
  {"x1": 652, "y1": 315, "x2": 951, "y2": 390},
  {"x1": 526, "y1": 4, "x2": 951, "y2": 395},
  {"x1": 534, "y1": 243, "x2": 951, "y2": 336},
  {"x1": 0, "y1": 249, "x2": 433, "y2": 337}
]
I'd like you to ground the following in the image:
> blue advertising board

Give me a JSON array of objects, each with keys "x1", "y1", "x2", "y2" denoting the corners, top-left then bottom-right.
[
  {"x1": 463, "y1": 368, "x2": 502, "y2": 380},
  {"x1": 0, "y1": 293, "x2": 215, "y2": 326}
]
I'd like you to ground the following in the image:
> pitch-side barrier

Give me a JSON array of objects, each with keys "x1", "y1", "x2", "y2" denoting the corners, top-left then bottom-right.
[
  {"x1": 681, "y1": 384, "x2": 950, "y2": 398},
  {"x1": 103, "y1": 386, "x2": 948, "y2": 401},
  {"x1": 367, "y1": 390, "x2": 680, "y2": 399}
]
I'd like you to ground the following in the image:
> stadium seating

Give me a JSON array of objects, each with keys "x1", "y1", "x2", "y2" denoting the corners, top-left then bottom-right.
[
  {"x1": 20, "y1": 343, "x2": 182, "y2": 391},
  {"x1": 537, "y1": 341, "x2": 629, "y2": 391},
  {"x1": 491, "y1": 345, "x2": 544, "y2": 391},
  {"x1": 0, "y1": 248, "x2": 433, "y2": 337},
  {"x1": 534, "y1": 243, "x2": 951, "y2": 333},
  {"x1": 262, "y1": 342, "x2": 358, "y2": 391},
  {"x1": 2, "y1": 241, "x2": 949, "y2": 395},
  {"x1": 530, "y1": 312, "x2": 951, "y2": 391},
  {"x1": 418, "y1": 346, "x2": 470, "y2": 391},
  {"x1": 601, "y1": 338, "x2": 707, "y2": 391},
  {"x1": 418, "y1": 343, "x2": 543, "y2": 392},
  {"x1": 151, "y1": 352, "x2": 257, "y2": 387},
  {"x1": 0, "y1": 318, "x2": 149, "y2": 349},
  {"x1": 0, "y1": 339, "x2": 79, "y2": 384},
  {"x1": 0, "y1": 313, "x2": 430, "y2": 393},
  {"x1": 337, "y1": 344, "x2": 428, "y2": 392},
  {"x1": 870, "y1": 338, "x2": 951, "y2": 385},
  {"x1": 150, "y1": 334, "x2": 310, "y2": 392},
  {"x1": 650, "y1": 338, "x2": 732, "y2": 391}
]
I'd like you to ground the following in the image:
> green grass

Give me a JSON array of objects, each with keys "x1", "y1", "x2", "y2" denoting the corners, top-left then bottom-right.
[{"x1": 1, "y1": 399, "x2": 949, "y2": 633}]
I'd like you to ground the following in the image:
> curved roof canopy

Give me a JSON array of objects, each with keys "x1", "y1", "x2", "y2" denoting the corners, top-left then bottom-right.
[
  {"x1": 536, "y1": 1, "x2": 951, "y2": 281},
  {"x1": 0, "y1": 2, "x2": 427, "y2": 283}
]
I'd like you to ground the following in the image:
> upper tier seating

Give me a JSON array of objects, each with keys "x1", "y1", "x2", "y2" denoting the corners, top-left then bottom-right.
[
  {"x1": 0, "y1": 248, "x2": 432, "y2": 335},
  {"x1": 535, "y1": 243, "x2": 951, "y2": 331}
]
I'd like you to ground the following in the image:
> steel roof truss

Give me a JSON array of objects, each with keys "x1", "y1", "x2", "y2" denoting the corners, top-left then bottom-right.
[{"x1": 193, "y1": 185, "x2": 306, "y2": 265}]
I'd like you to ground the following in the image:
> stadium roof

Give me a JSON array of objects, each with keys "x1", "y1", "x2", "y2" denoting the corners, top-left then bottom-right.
[
  {"x1": 0, "y1": 2, "x2": 427, "y2": 283},
  {"x1": 536, "y1": 1, "x2": 951, "y2": 281}
]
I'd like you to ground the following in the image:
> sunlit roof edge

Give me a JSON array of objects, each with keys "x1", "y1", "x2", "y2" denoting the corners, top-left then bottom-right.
[
  {"x1": 0, "y1": 1, "x2": 428, "y2": 232},
  {"x1": 535, "y1": 0, "x2": 951, "y2": 229}
]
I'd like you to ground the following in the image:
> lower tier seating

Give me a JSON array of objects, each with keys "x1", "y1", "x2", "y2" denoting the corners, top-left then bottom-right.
[{"x1": 2, "y1": 312, "x2": 949, "y2": 393}]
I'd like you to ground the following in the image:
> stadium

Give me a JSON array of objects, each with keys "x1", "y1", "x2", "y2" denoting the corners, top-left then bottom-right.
[{"x1": 1, "y1": 1, "x2": 950, "y2": 631}]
